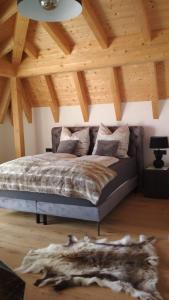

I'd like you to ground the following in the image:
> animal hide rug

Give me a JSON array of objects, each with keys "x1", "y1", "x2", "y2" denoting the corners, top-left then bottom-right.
[{"x1": 16, "y1": 235, "x2": 163, "y2": 300}]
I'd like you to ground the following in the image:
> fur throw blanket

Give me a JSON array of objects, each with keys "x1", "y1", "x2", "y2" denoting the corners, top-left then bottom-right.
[
  {"x1": 16, "y1": 235, "x2": 163, "y2": 300},
  {"x1": 0, "y1": 153, "x2": 117, "y2": 205}
]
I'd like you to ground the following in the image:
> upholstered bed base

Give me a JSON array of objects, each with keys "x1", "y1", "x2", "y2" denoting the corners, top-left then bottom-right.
[{"x1": 0, "y1": 177, "x2": 137, "y2": 235}]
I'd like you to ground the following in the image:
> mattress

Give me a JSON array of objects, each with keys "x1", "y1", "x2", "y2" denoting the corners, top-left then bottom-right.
[{"x1": 0, "y1": 157, "x2": 137, "y2": 207}]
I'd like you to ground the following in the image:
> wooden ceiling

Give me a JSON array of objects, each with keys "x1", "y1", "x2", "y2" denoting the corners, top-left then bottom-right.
[{"x1": 1, "y1": 0, "x2": 169, "y2": 156}]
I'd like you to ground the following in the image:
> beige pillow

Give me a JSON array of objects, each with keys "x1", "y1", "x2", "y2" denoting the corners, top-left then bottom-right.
[
  {"x1": 92, "y1": 124, "x2": 130, "y2": 158},
  {"x1": 60, "y1": 127, "x2": 90, "y2": 156}
]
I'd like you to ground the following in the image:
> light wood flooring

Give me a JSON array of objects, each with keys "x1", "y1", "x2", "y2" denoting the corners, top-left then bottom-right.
[{"x1": 0, "y1": 193, "x2": 169, "y2": 300}]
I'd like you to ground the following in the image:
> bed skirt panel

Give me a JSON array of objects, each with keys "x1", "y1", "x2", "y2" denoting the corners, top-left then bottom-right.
[{"x1": 0, "y1": 198, "x2": 36, "y2": 213}]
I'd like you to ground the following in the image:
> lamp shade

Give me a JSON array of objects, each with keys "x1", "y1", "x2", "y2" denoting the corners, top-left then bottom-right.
[
  {"x1": 17, "y1": 0, "x2": 82, "y2": 22},
  {"x1": 149, "y1": 136, "x2": 169, "y2": 149}
]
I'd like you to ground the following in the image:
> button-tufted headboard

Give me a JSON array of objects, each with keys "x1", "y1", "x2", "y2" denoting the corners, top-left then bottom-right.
[{"x1": 51, "y1": 126, "x2": 144, "y2": 188}]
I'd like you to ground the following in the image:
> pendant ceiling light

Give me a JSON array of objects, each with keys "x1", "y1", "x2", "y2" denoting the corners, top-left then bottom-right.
[{"x1": 17, "y1": 0, "x2": 82, "y2": 22}]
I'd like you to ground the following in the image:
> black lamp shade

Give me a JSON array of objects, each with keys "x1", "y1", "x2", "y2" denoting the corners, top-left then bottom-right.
[{"x1": 150, "y1": 136, "x2": 169, "y2": 149}]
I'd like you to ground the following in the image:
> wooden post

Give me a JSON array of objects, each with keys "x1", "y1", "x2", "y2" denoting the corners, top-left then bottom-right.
[
  {"x1": 44, "y1": 75, "x2": 59, "y2": 122},
  {"x1": 150, "y1": 62, "x2": 159, "y2": 119},
  {"x1": 10, "y1": 77, "x2": 25, "y2": 157},
  {"x1": 0, "y1": 79, "x2": 11, "y2": 124},
  {"x1": 73, "y1": 71, "x2": 89, "y2": 122},
  {"x1": 110, "y1": 67, "x2": 122, "y2": 121}
]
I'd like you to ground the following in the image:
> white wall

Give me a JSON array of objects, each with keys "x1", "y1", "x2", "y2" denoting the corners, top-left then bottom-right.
[
  {"x1": 30, "y1": 100, "x2": 169, "y2": 167},
  {"x1": 0, "y1": 115, "x2": 36, "y2": 163},
  {"x1": 1, "y1": 100, "x2": 169, "y2": 166}
]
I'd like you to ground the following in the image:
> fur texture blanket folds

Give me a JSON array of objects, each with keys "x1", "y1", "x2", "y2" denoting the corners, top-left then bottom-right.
[{"x1": 16, "y1": 235, "x2": 163, "y2": 300}]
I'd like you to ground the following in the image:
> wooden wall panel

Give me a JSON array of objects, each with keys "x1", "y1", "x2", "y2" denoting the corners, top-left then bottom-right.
[
  {"x1": 92, "y1": 0, "x2": 139, "y2": 37},
  {"x1": 84, "y1": 69, "x2": 112, "y2": 104},
  {"x1": 118, "y1": 63, "x2": 156, "y2": 102},
  {"x1": 145, "y1": 0, "x2": 169, "y2": 31},
  {"x1": 27, "y1": 21, "x2": 58, "y2": 52},
  {"x1": 51, "y1": 73, "x2": 79, "y2": 106},
  {"x1": 22, "y1": 76, "x2": 51, "y2": 107}
]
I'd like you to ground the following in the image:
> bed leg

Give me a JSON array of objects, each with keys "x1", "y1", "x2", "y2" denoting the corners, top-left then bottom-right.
[
  {"x1": 36, "y1": 214, "x2": 40, "y2": 224},
  {"x1": 97, "y1": 222, "x2": 101, "y2": 236},
  {"x1": 43, "y1": 214, "x2": 47, "y2": 225}
]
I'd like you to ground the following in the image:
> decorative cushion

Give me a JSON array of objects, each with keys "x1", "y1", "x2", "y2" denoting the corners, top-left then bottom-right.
[
  {"x1": 60, "y1": 127, "x2": 90, "y2": 156},
  {"x1": 92, "y1": 123, "x2": 130, "y2": 158},
  {"x1": 57, "y1": 140, "x2": 78, "y2": 154},
  {"x1": 95, "y1": 140, "x2": 119, "y2": 156}
]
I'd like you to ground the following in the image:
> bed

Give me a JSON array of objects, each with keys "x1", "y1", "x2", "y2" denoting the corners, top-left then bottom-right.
[{"x1": 0, "y1": 126, "x2": 144, "y2": 235}]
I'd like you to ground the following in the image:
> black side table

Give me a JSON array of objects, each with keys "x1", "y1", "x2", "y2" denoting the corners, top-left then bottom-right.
[
  {"x1": 144, "y1": 166, "x2": 169, "y2": 198},
  {"x1": 0, "y1": 261, "x2": 25, "y2": 300}
]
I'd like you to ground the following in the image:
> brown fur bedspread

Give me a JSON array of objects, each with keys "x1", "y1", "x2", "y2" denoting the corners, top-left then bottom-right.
[{"x1": 0, "y1": 153, "x2": 117, "y2": 204}]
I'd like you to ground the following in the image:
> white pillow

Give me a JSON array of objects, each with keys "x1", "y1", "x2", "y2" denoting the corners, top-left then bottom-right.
[
  {"x1": 60, "y1": 127, "x2": 90, "y2": 156},
  {"x1": 92, "y1": 124, "x2": 130, "y2": 158}
]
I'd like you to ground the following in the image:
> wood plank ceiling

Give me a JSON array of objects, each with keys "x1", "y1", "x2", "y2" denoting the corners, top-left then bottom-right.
[{"x1": 0, "y1": 0, "x2": 169, "y2": 156}]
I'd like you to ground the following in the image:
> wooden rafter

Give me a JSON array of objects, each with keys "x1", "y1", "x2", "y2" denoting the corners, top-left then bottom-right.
[
  {"x1": 0, "y1": 40, "x2": 39, "y2": 61},
  {"x1": 0, "y1": 79, "x2": 11, "y2": 123},
  {"x1": 73, "y1": 71, "x2": 89, "y2": 122},
  {"x1": 82, "y1": 0, "x2": 109, "y2": 49},
  {"x1": 132, "y1": 0, "x2": 151, "y2": 42},
  {"x1": 0, "y1": 37, "x2": 13, "y2": 58},
  {"x1": 24, "y1": 41, "x2": 39, "y2": 59},
  {"x1": 41, "y1": 22, "x2": 73, "y2": 55},
  {"x1": 17, "y1": 78, "x2": 32, "y2": 123},
  {"x1": 0, "y1": 0, "x2": 17, "y2": 25},
  {"x1": 150, "y1": 62, "x2": 159, "y2": 119},
  {"x1": 43, "y1": 75, "x2": 59, "y2": 122},
  {"x1": 109, "y1": 67, "x2": 122, "y2": 121},
  {"x1": 0, "y1": 57, "x2": 15, "y2": 77},
  {"x1": 8, "y1": 103, "x2": 13, "y2": 126},
  {"x1": 17, "y1": 28, "x2": 169, "y2": 78},
  {"x1": 12, "y1": 14, "x2": 29, "y2": 66},
  {"x1": 10, "y1": 77, "x2": 25, "y2": 157}
]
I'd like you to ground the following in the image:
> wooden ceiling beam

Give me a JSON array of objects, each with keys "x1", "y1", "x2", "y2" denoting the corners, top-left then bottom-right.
[
  {"x1": 41, "y1": 22, "x2": 73, "y2": 55},
  {"x1": 0, "y1": 0, "x2": 17, "y2": 25},
  {"x1": 0, "y1": 58, "x2": 15, "y2": 77},
  {"x1": 24, "y1": 41, "x2": 39, "y2": 59},
  {"x1": 17, "y1": 78, "x2": 32, "y2": 123},
  {"x1": 10, "y1": 77, "x2": 25, "y2": 157},
  {"x1": 43, "y1": 75, "x2": 59, "y2": 122},
  {"x1": 132, "y1": 0, "x2": 151, "y2": 42},
  {"x1": 0, "y1": 79, "x2": 11, "y2": 124},
  {"x1": 12, "y1": 14, "x2": 29, "y2": 66},
  {"x1": 82, "y1": 0, "x2": 109, "y2": 49},
  {"x1": 17, "y1": 28, "x2": 169, "y2": 78},
  {"x1": 0, "y1": 37, "x2": 13, "y2": 58},
  {"x1": 109, "y1": 67, "x2": 122, "y2": 121},
  {"x1": 150, "y1": 62, "x2": 159, "y2": 119},
  {"x1": 73, "y1": 71, "x2": 89, "y2": 122}
]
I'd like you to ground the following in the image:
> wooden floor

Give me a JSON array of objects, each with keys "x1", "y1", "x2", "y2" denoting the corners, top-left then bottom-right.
[{"x1": 0, "y1": 193, "x2": 169, "y2": 300}]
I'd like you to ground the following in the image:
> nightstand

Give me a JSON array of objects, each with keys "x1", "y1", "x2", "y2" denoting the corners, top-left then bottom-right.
[{"x1": 144, "y1": 166, "x2": 169, "y2": 198}]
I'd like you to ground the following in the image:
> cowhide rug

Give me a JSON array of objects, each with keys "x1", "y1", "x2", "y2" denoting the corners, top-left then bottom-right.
[{"x1": 16, "y1": 235, "x2": 163, "y2": 300}]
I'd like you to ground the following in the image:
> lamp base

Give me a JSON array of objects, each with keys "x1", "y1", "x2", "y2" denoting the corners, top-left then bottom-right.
[
  {"x1": 153, "y1": 150, "x2": 166, "y2": 169},
  {"x1": 153, "y1": 159, "x2": 164, "y2": 168}
]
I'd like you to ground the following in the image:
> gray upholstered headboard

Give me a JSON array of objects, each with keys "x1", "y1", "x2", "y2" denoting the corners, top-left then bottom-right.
[{"x1": 51, "y1": 126, "x2": 144, "y2": 187}]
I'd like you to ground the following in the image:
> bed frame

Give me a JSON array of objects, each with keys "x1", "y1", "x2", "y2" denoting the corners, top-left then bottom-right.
[{"x1": 0, "y1": 126, "x2": 144, "y2": 235}]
